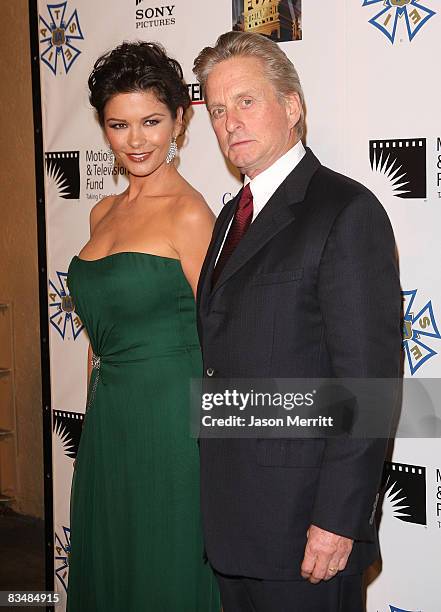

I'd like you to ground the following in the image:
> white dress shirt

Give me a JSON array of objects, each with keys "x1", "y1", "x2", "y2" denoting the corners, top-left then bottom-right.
[{"x1": 215, "y1": 141, "x2": 306, "y2": 264}]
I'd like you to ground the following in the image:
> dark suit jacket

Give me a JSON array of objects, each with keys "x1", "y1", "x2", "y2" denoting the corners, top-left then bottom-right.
[{"x1": 197, "y1": 148, "x2": 402, "y2": 580}]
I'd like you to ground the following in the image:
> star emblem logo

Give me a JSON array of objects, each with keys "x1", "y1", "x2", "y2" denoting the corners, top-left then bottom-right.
[
  {"x1": 402, "y1": 289, "x2": 441, "y2": 374},
  {"x1": 39, "y1": 2, "x2": 84, "y2": 75},
  {"x1": 362, "y1": 0, "x2": 435, "y2": 43},
  {"x1": 48, "y1": 271, "x2": 84, "y2": 340},
  {"x1": 54, "y1": 526, "x2": 71, "y2": 592}
]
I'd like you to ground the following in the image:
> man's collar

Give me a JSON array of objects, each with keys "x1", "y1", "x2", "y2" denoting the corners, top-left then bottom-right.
[{"x1": 244, "y1": 141, "x2": 306, "y2": 219}]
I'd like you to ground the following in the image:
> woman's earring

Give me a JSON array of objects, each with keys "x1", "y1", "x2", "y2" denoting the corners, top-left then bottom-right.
[{"x1": 165, "y1": 136, "x2": 178, "y2": 164}]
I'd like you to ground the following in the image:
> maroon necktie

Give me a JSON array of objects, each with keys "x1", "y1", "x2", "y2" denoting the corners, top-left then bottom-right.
[{"x1": 212, "y1": 184, "x2": 253, "y2": 285}]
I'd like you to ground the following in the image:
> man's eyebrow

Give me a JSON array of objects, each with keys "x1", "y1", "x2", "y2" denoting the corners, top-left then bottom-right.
[
  {"x1": 207, "y1": 90, "x2": 260, "y2": 110},
  {"x1": 206, "y1": 102, "x2": 223, "y2": 111}
]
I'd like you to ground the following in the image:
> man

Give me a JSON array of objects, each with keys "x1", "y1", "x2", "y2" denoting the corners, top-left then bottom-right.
[{"x1": 193, "y1": 32, "x2": 401, "y2": 612}]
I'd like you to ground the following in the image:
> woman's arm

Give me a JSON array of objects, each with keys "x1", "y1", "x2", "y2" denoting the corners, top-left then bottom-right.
[{"x1": 171, "y1": 195, "x2": 215, "y2": 297}]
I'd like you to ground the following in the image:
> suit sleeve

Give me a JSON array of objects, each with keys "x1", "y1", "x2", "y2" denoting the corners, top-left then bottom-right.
[{"x1": 311, "y1": 191, "x2": 402, "y2": 541}]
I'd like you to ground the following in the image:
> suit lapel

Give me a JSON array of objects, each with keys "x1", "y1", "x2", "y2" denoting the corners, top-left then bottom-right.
[
  {"x1": 212, "y1": 148, "x2": 321, "y2": 292},
  {"x1": 197, "y1": 190, "x2": 241, "y2": 307}
]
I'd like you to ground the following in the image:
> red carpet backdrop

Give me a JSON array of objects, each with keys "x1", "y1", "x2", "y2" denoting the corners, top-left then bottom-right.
[{"x1": 34, "y1": 1, "x2": 440, "y2": 610}]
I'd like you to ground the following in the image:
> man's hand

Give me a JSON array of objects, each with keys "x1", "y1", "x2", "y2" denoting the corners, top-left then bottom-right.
[{"x1": 300, "y1": 524, "x2": 353, "y2": 584}]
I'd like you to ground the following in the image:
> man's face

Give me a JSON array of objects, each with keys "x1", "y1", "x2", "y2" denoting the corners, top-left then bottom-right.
[{"x1": 204, "y1": 56, "x2": 301, "y2": 179}]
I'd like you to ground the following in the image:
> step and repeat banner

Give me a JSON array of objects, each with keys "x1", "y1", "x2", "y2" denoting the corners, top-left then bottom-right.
[{"x1": 34, "y1": 1, "x2": 440, "y2": 610}]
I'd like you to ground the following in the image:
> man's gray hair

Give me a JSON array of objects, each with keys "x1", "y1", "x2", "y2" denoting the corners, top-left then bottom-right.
[{"x1": 193, "y1": 31, "x2": 305, "y2": 139}]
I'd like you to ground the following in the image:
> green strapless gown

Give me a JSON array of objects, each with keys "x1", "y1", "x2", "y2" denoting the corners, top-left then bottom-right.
[{"x1": 66, "y1": 252, "x2": 219, "y2": 612}]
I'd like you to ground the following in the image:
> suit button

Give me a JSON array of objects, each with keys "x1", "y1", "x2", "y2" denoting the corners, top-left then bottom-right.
[{"x1": 206, "y1": 368, "x2": 215, "y2": 377}]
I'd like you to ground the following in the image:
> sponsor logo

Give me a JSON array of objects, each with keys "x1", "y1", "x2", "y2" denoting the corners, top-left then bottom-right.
[
  {"x1": 135, "y1": 4, "x2": 176, "y2": 29},
  {"x1": 378, "y1": 606, "x2": 422, "y2": 612},
  {"x1": 369, "y1": 138, "x2": 426, "y2": 199},
  {"x1": 85, "y1": 147, "x2": 127, "y2": 201},
  {"x1": 363, "y1": 0, "x2": 435, "y2": 44},
  {"x1": 53, "y1": 411, "x2": 84, "y2": 591},
  {"x1": 53, "y1": 410, "x2": 84, "y2": 459},
  {"x1": 223, "y1": 192, "x2": 234, "y2": 206},
  {"x1": 232, "y1": 0, "x2": 302, "y2": 42},
  {"x1": 54, "y1": 526, "x2": 71, "y2": 592},
  {"x1": 187, "y1": 82, "x2": 205, "y2": 105},
  {"x1": 402, "y1": 289, "x2": 440, "y2": 374},
  {"x1": 39, "y1": 2, "x2": 84, "y2": 75},
  {"x1": 382, "y1": 461, "x2": 427, "y2": 525},
  {"x1": 45, "y1": 151, "x2": 80, "y2": 199},
  {"x1": 48, "y1": 271, "x2": 84, "y2": 340}
]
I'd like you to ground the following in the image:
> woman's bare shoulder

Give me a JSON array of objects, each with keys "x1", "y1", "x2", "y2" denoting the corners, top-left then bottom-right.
[{"x1": 172, "y1": 182, "x2": 215, "y2": 225}]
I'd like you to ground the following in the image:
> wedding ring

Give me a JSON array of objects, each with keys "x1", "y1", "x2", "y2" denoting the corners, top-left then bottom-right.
[{"x1": 328, "y1": 567, "x2": 338, "y2": 573}]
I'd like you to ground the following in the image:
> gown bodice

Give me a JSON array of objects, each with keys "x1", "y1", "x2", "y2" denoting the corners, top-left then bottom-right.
[{"x1": 67, "y1": 252, "x2": 199, "y2": 365}]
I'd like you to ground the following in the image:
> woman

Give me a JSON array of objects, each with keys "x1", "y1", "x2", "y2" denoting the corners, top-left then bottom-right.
[{"x1": 67, "y1": 42, "x2": 219, "y2": 611}]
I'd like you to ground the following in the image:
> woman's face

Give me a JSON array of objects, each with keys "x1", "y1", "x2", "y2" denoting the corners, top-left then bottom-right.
[{"x1": 103, "y1": 90, "x2": 182, "y2": 177}]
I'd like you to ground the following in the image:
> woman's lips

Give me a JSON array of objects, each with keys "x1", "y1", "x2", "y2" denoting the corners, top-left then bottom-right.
[{"x1": 126, "y1": 152, "x2": 152, "y2": 162}]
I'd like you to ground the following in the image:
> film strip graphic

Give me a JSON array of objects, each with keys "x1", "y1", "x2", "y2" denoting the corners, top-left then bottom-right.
[
  {"x1": 53, "y1": 410, "x2": 84, "y2": 593},
  {"x1": 45, "y1": 151, "x2": 80, "y2": 199},
  {"x1": 369, "y1": 138, "x2": 426, "y2": 199},
  {"x1": 53, "y1": 409, "x2": 84, "y2": 459},
  {"x1": 382, "y1": 461, "x2": 426, "y2": 526}
]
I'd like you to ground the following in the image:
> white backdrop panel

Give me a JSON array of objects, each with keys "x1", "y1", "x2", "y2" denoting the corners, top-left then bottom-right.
[{"x1": 35, "y1": 1, "x2": 440, "y2": 610}]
